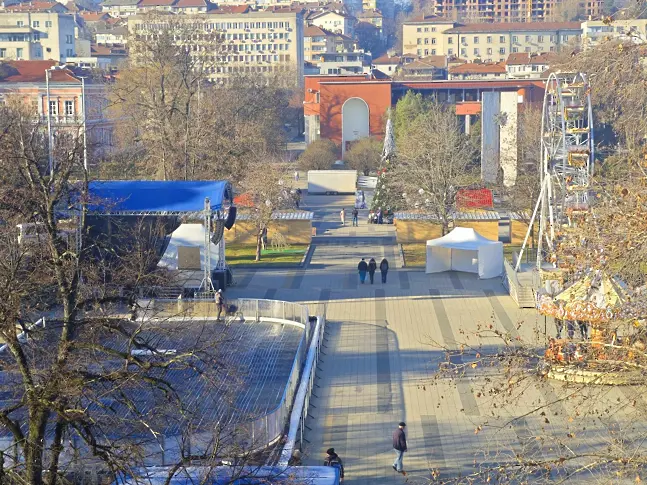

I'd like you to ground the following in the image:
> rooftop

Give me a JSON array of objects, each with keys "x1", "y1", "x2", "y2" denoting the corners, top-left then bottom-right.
[
  {"x1": 4, "y1": 1, "x2": 68, "y2": 12},
  {"x1": 0, "y1": 61, "x2": 79, "y2": 83},
  {"x1": 506, "y1": 52, "x2": 556, "y2": 65},
  {"x1": 80, "y1": 11, "x2": 109, "y2": 21},
  {"x1": 449, "y1": 62, "x2": 507, "y2": 74},
  {"x1": 101, "y1": 0, "x2": 140, "y2": 6},
  {"x1": 402, "y1": 55, "x2": 447, "y2": 69},
  {"x1": 445, "y1": 21, "x2": 582, "y2": 33},
  {"x1": 137, "y1": 0, "x2": 175, "y2": 6},
  {"x1": 174, "y1": 0, "x2": 210, "y2": 8},
  {"x1": 403, "y1": 14, "x2": 454, "y2": 24}
]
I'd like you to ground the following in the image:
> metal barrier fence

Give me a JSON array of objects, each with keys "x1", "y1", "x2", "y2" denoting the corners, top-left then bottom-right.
[{"x1": 235, "y1": 299, "x2": 311, "y2": 450}]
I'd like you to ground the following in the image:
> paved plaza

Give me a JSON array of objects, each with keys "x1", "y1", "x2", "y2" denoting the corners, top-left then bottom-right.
[{"x1": 226, "y1": 194, "x2": 645, "y2": 484}]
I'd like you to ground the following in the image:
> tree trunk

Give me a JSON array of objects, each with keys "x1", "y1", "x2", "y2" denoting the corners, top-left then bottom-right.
[
  {"x1": 255, "y1": 232, "x2": 262, "y2": 262},
  {"x1": 25, "y1": 409, "x2": 48, "y2": 485}
]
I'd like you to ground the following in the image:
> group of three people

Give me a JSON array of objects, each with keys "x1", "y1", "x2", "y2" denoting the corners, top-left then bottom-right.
[{"x1": 357, "y1": 257, "x2": 389, "y2": 284}]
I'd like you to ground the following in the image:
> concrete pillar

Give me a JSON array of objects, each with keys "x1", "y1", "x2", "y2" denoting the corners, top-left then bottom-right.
[
  {"x1": 465, "y1": 114, "x2": 471, "y2": 135},
  {"x1": 499, "y1": 91, "x2": 518, "y2": 187},
  {"x1": 481, "y1": 91, "x2": 500, "y2": 184}
]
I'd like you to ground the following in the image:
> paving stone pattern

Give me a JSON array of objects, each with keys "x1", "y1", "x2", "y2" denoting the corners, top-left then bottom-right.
[{"x1": 225, "y1": 194, "x2": 641, "y2": 484}]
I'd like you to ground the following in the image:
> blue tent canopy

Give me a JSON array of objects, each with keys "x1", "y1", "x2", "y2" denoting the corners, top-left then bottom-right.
[{"x1": 87, "y1": 181, "x2": 233, "y2": 215}]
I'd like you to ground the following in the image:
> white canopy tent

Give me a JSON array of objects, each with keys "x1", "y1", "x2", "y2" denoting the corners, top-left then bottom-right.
[
  {"x1": 159, "y1": 223, "x2": 221, "y2": 271},
  {"x1": 426, "y1": 227, "x2": 503, "y2": 279}
]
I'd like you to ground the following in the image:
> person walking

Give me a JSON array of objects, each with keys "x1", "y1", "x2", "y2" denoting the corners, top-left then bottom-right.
[
  {"x1": 380, "y1": 258, "x2": 389, "y2": 283},
  {"x1": 377, "y1": 207, "x2": 383, "y2": 225},
  {"x1": 340, "y1": 208, "x2": 346, "y2": 226},
  {"x1": 294, "y1": 170, "x2": 299, "y2": 181},
  {"x1": 368, "y1": 258, "x2": 377, "y2": 284},
  {"x1": 215, "y1": 289, "x2": 225, "y2": 321},
  {"x1": 352, "y1": 207, "x2": 359, "y2": 227},
  {"x1": 323, "y1": 448, "x2": 345, "y2": 482},
  {"x1": 392, "y1": 422, "x2": 407, "y2": 475},
  {"x1": 358, "y1": 258, "x2": 368, "y2": 284}
]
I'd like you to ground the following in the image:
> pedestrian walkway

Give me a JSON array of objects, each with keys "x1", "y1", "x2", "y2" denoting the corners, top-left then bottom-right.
[{"x1": 226, "y1": 192, "x2": 622, "y2": 484}]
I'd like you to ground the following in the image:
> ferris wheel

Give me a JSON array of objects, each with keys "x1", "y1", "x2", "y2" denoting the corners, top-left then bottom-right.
[{"x1": 516, "y1": 72, "x2": 594, "y2": 271}]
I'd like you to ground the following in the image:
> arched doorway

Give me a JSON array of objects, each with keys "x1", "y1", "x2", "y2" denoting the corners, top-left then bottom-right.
[{"x1": 341, "y1": 97, "x2": 369, "y2": 157}]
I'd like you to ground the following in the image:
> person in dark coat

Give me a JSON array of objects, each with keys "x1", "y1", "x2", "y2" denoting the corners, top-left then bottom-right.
[
  {"x1": 392, "y1": 422, "x2": 407, "y2": 474},
  {"x1": 215, "y1": 289, "x2": 224, "y2": 321},
  {"x1": 323, "y1": 448, "x2": 345, "y2": 481},
  {"x1": 367, "y1": 258, "x2": 377, "y2": 284},
  {"x1": 358, "y1": 258, "x2": 368, "y2": 284},
  {"x1": 380, "y1": 258, "x2": 389, "y2": 283},
  {"x1": 352, "y1": 208, "x2": 359, "y2": 227}
]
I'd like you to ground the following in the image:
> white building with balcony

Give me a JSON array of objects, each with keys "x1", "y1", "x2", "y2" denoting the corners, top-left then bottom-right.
[{"x1": 0, "y1": 12, "x2": 75, "y2": 61}]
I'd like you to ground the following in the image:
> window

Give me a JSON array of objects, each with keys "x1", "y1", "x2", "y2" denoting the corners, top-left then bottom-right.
[
  {"x1": 66, "y1": 48, "x2": 73, "y2": 56},
  {"x1": 512, "y1": 35, "x2": 518, "y2": 42},
  {"x1": 431, "y1": 49, "x2": 436, "y2": 55},
  {"x1": 499, "y1": 35, "x2": 505, "y2": 43},
  {"x1": 473, "y1": 36, "x2": 479, "y2": 43},
  {"x1": 45, "y1": 20, "x2": 52, "y2": 27},
  {"x1": 499, "y1": 47, "x2": 506, "y2": 54},
  {"x1": 424, "y1": 27, "x2": 429, "y2": 32},
  {"x1": 431, "y1": 27, "x2": 436, "y2": 32},
  {"x1": 448, "y1": 48, "x2": 453, "y2": 55},
  {"x1": 549, "y1": 35, "x2": 556, "y2": 42},
  {"x1": 461, "y1": 48, "x2": 467, "y2": 56},
  {"x1": 525, "y1": 46, "x2": 531, "y2": 52},
  {"x1": 16, "y1": 48, "x2": 23, "y2": 58},
  {"x1": 66, "y1": 34, "x2": 73, "y2": 44},
  {"x1": 512, "y1": 47, "x2": 518, "y2": 52},
  {"x1": 64, "y1": 100, "x2": 73, "y2": 116},
  {"x1": 416, "y1": 27, "x2": 421, "y2": 32},
  {"x1": 17, "y1": 20, "x2": 23, "y2": 26},
  {"x1": 417, "y1": 38, "x2": 421, "y2": 44},
  {"x1": 424, "y1": 49, "x2": 429, "y2": 55},
  {"x1": 34, "y1": 32, "x2": 40, "y2": 41},
  {"x1": 424, "y1": 38, "x2": 429, "y2": 44},
  {"x1": 487, "y1": 35, "x2": 492, "y2": 43},
  {"x1": 417, "y1": 48, "x2": 422, "y2": 55},
  {"x1": 562, "y1": 35, "x2": 569, "y2": 42},
  {"x1": 538, "y1": 35, "x2": 544, "y2": 42},
  {"x1": 448, "y1": 37, "x2": 453, "y2": 44},
  {"x1": 474, "y1": 48, "x2": 479, "y2": 55},
  {"x1": 431, "y1": 37, "x2": 436, "y2": 44},
  {"x1": 0, "y1": 48, "x2": 5, "y2": 57},
  {"x1": 33, "y1": 20, "x2": 40, "y2": 27},
  {"x1": 510, "y1": 66, "x2": 515, "y2": 72},
  {"x1": 487, "y1": 47, "x2": 492, "y2": 55},
  {"x1": 49, "y1": 100, "x2": 57, "y2": 115},
  {"x1": 549, "y1": 46, "x2": 555, "y2": 51},
  {"x1": 525, "y1": 35, "x2": 531, "y2": 42}
]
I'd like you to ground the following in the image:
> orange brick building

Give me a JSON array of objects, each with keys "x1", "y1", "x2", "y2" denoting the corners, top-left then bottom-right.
[{"x1": 303, "y1": 74, "x2": 545, "y2": 155}]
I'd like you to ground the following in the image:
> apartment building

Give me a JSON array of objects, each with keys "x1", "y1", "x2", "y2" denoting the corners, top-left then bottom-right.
[
  {"x1": 426, "y1": 0, "x2": 601, "y2": 23},
  {"x1": 446, "y1": 22, "x2": 581, "y2": 62},
  {"x1": 403, "y1": 18, "x2": 581, "y2": 62},
  {"x1": 308, "y1": 10, "x2": 355, "y2": 37},
  {"x1": 402, "y1": 15, "x2": 456, "y2": 57},
  {"x1": 448, "y1": 61, "x2": 507, "y2": 80},
  {"x1": 0, "y1": 12, "x2": 76, "y2": 61},
  {"x1": 101, "y1": 0, "x2": 139, "y2": 18},
  {"x1": 304, "y1": 24, "x2": 356, "y2": 61},
  {"x1": 128, "y1": 11, "x2": 304, "y2": 85},
  {"x1": 581, "y1": 18, "x2": 647, "y2": 47},
  {"x1": 505, "y1": 51, "x2": 554, "y2": 78}
]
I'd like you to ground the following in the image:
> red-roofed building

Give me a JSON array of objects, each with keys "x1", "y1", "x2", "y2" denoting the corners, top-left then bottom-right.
[
  {"x1": 505, "y1": 52, "x2": 555, "y2": 79},
  {"x1": 3, "y1": 1, "x2": 69, "y2": 13},
  {"x1": 80, "y1": 11, "x2": 111, "y2": 22},
  {"x1": 0, "y1": 60, "x2": 115, "y2": 158},
  {"x1": 137, "y1": 0, "x2": 176, "y2": 11},
  {"x1": 448, "y1": 61, "x2": 507, "y2": 80},
  {"x1": 172, "y1": 0, "x2": 214, "y2": 14},
  {"x1": 207, "y1": 5, "x2": 250, "y2": 14}
]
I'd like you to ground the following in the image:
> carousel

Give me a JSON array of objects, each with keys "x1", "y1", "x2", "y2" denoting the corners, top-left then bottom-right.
[{"x1": 536, "y1": 271, "x2": 646, "y2": 384}]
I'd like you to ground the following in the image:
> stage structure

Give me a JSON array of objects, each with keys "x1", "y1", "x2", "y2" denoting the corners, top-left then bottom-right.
[
  {"x1": 515, "y1": 72, "x2": 594, "y2": 271},
  {"x1": 86, "y1": 180, "x2": 235, "y2": 292}
]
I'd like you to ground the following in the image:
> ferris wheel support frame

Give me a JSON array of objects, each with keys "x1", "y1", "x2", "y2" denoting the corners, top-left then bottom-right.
[{"x1": 514, "y1": 72, "x2": 594, "y2": 273}]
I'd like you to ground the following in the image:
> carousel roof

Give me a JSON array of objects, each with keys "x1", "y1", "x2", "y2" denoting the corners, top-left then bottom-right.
[{"x1": 554, "y1": 272, "x2": 629, "y2": 309}]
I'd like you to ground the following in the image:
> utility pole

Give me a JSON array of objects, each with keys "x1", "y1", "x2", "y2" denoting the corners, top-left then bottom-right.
[
  {"x1": 81, "y1": 76, "x2": 88, "y2": 171},
  {"x1": 46, "y1": 68, "x2": 54, "y2": 177}
]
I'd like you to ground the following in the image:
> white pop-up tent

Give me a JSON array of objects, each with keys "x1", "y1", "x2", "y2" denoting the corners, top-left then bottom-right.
[
  {"x1": 158, "y1": 223, "x2": 221, "y2": 271},
  {"x1": 426, "y1": 227, "x2": 503, "y2": 279}
]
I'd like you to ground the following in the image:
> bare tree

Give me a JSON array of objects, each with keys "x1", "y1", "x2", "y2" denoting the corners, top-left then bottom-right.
[
  {"x1": 0, "y1": 105, "x2": 288, "y2": 485},
  {"x1": 111, "y1": 14, "x2": 294, "y2": 183},
  {"x1": 297, "y1": 139, "x2": 338, "y2": 171},
  {"x1": 344, "y1": 137, "x2": 382, "y2": 176},
  {"x1": 389, "y1": 102, "x2": 478, "y2": 234},
  {"x1": 240, "y1": 162, "x2": 296, "y2": 262}
]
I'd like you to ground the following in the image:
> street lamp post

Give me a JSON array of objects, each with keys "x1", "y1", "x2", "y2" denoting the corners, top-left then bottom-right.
[
  {"x1": 45, "y1": 68, "x2": 54, "y2": 178},
  {"x1": 81, "y1": 76, "x2": 87, "y2": 171}
]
